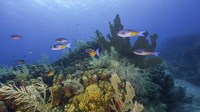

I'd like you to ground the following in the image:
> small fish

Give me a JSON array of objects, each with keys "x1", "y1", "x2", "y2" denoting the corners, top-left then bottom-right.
[
  {"x1": 11, "y1": 35, "x2": 22, "y2": 40},
  {"x1": 86, "y1": 48, "x2": 100, "y2": 57},
  {"x1": 47, "y1": 71, "x2": 54, "y2": 77},
  {"x1": 50, "y1": 43, "x2": 71, "y2": 50},
  {"x1": 56, "y1": 38, "x2": 68, "y2": 43},
  {"x1": 133, "y1": 49, "x2": 159, "y2": 56},
  {"x1": 28, "y1": 51, "x2": 33, "y2": 54},
  {"x1": 117, "y1": 29, "x2": 146, "y2": 38},
  {"x1": 17, "y1": 60, "x2": 25, "y2": 64}
]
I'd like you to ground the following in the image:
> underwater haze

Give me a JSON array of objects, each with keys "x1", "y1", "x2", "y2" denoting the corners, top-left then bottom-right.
[
  {"x1": 1, "y1": 1, "x2": 200, "y2": 112},
  {"x1": 0, "y1": 0, "x2": 200, "y2": 65}
]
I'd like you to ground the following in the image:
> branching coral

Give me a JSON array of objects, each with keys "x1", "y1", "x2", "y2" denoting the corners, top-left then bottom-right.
[
  {"x1": 37, "y1": 54, "x2": 50, "y2": 64},
  {"x1": 13, "y1": 66, "x2": 32, "y2": 80},
  {"x1": 89, "y1": 47, "x2": 120, "y2": 69},
  {"x1": 90, "y1": 47, "x2": 158, "y2": 96},
  {"x1": 0, "y1": 66, "x2": 13, "y2": 76},
  {"x1": 0, "y1": 78, "x2": 53, "y2": 112}
]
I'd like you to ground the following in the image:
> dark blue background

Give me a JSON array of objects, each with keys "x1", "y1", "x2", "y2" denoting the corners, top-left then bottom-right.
[{"x1": 0, "y1": 0, "x2": 200, "y2": 65}]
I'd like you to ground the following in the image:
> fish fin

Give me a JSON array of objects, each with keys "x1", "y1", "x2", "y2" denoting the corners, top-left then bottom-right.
[
  {"x1": 138, "y1": 31, "x2": 146, "y2": 36},
  {"x1": 154, "y1": 52, "x2": 159, "y2": 56},
  {"x1": 67, "y1": 43, "x2": 71, "y2": 48},
  {"x1": 95, "y1": 48, "x2": 100, "y2": 57},
  {"x1": 129, "y1": 32, "x2": 138, "y2": 37}
]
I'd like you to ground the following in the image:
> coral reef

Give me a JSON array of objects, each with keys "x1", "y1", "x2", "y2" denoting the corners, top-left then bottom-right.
[
  {"x1": 65, "y1": 73, "x2": 143, "y2": 112},
  {"x1": 0, "y1": 14, "x2": 185, "y2": 112}
]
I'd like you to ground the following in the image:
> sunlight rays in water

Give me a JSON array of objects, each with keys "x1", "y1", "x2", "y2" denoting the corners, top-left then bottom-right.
[{"x1": 33, "y1": 0, "x2": 120, "y2": 9}]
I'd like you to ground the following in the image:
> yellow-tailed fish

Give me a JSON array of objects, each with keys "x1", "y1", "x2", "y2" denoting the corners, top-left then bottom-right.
[
  {"x1": 50, "y1": 43, "x2": 71, "y2": 50},
  {"x1": 117, "y1": 29, "x2": 146, "y2": 38},
  {"x1": 133, "y1": 49, "x2": 159, "y2": 56}
]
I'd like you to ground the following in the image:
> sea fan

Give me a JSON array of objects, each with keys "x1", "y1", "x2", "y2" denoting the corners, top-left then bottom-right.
[
  {"x1": 110, "y1": 73, "x2": 144, "y2": 112},
  {"x1": 0, "y1": 78, "x2": 52, "y2": 112}
]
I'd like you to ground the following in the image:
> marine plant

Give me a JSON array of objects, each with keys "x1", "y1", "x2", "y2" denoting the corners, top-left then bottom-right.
[
  {"x1": 90, "y1": 47, "x2": 158, "y2": 96},
  {"x1": 89, "y1": 47, "x2": 120, "y2": 69},
  {"x1": 0, "y1": 78, "x2": 53, "y2": 112},
  {"x1": 37, "y1": 54, "x2": 50, "y2": 64},
  {"x1": 13, "y1": 65, "x2": 32, "y2": 80},
  {"x1": 0, "y1": 66, "x2": 14, "y2": 76}
]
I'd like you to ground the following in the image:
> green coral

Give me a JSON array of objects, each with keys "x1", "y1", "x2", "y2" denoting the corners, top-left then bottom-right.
[
  {"x1": 0, "y1": 66, "x2": 13, "y2": 76},
  {"x1": 89, "y1": 47, "x2": 120, "y2": 69},
  {"x1": 13, "y1": 65, "x2": 32, "y2": 80},
  {"x1": 37, "y1": 54, "x2": 50, "y2": 64},
  {"x1": 89, "y1": 47, "x2": 158, "y2": 96}
]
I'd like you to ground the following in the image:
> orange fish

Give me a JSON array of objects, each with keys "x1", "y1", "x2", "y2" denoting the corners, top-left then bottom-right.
[
  {"x1": 86, "y1": 48, "x2": 100, "y2": 57},
  {"x1": 11, "y1": 35, "x2": 22, "y2": 40},
  {"x1": 47, "y1": 71, "x2": 54, "y2": 77}
]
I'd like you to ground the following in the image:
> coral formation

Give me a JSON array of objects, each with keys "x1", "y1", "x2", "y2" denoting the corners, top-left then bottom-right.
[
  {"x1": 0, "y1": 78, "x2": 53, "y2": 112},
  {"x1": 110, "y1": 73, "x2": 144, "y2": 112},
  {"x1": 65, "y1": 73, "x2": 143, "y2": 112},
  {"x1": 95, "y1": 14, "x2": 160, "y2": 68}
]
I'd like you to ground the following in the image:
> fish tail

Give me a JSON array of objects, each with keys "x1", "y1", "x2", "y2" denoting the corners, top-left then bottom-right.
[
  {"x1": 154, "y1": 52, "x2": 159, "y2": 56},
  {"x1": 67, "y1": 43, "x2": 71, "y2": 48},
  {"x1": 95, "y1": 48, "x2": 100, "y2": 57},
  {"x1": 138, "y1": 31, "x2": 146, "y2": 36}
]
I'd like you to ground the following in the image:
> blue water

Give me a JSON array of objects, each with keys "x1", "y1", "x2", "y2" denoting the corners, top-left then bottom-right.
[{"x1": 0, "y1": 0, "x2": 200, "y2": 65}]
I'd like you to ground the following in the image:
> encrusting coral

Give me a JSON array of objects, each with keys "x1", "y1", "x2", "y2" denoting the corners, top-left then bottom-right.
[{"x1": 64, "y1": 73, "x2": 143, "y2": 112}]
